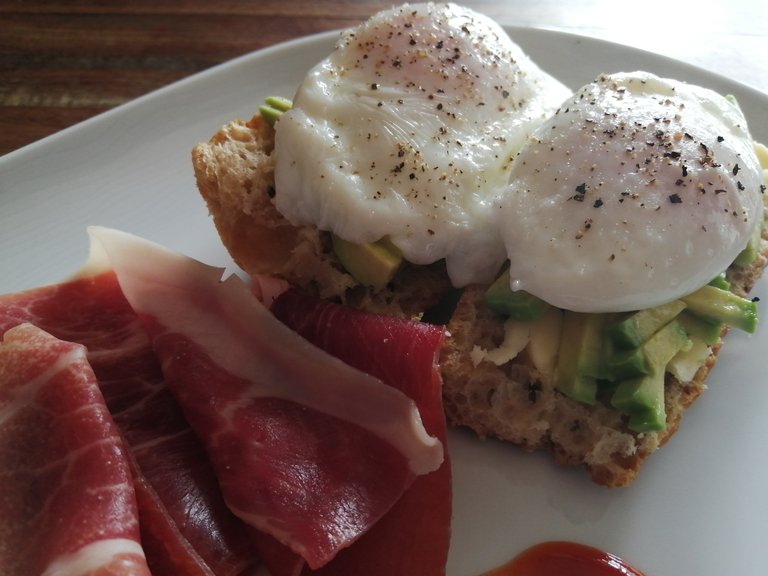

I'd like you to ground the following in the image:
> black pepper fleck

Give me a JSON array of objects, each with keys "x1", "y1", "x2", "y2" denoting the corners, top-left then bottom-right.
[{"x1": 571, "y1": 182, "x2": 587, "y2": 202}]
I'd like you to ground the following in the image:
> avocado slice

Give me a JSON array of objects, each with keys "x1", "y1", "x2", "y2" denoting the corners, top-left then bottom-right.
[
  {"x1": 331, "y1": 234, "x2": 403, "y2": 291},
  {"x1": 484, "y1": 268, "x2": 550, "y2": 321},
  {"x1": 667, "y1": 336, "x2": 711, "y2": 383},
  {"x1": 676, "y1": 310, "x2": 724, "y2": 346},
  {"x1": 605, "y1": 346, "x2": 649, "y2": 381},
  {"x1": 681, "y1": 284, "x2": 758, "y2": 333},
  {"x1": 755, "y1": 141, "x2": 768, "y2": 169},
  {"x1": 606, "y1": 299, "x2": 687, "y2": 349},
  {"x1": 259, "y1": 96, "x2": 293, "y2": 126},
  {"x1": 611, "y1": 320, "x2": 690, "y2": 432},
  {"x1": 626, "y1": 407, "x2": 666, "y2": 434},
  {"x1": 707, "y1": 273, "x2": 731, "y2": 291},
  {"x1": 733, "y1": 219, "x2": 763, "y2": 266},
  {"x1": 554, "y1": 312, "x2": 610, "y2": 405},
  {"x1": 527, "y1": 308, "x2": 564, "y2": 380}
]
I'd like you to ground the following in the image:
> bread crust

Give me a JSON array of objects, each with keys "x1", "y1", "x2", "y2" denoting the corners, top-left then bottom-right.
[
  {"x1": 441, "y1": 286, "x2": 719, "y2": 487},
  {"x1": 192, "y1": 112, "x2": 767, "y2": 487},
  {"x1": 442, "y1": 211, "x2": 767, "y2": 487},
  {"x1": 192, "y1": 114, "x2": 452, "y2": 318}
]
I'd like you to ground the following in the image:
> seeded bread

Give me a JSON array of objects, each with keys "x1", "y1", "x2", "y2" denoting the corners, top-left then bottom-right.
[{"x1": 192, "y1": 112, "x2": 768, "y2": 487}]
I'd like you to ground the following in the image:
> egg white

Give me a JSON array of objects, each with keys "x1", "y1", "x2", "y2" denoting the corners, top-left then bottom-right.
[
  {"x1": 497, "y1": 71, "x2": 764, "y2": 312},
  {"x1": 274, "y1": 2, "x2": 570, "y2": 286}
]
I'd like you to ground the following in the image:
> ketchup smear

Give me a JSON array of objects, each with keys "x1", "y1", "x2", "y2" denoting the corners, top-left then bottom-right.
[{"x1": 483, "y1": 541, "x2": 647, "y2": 576}]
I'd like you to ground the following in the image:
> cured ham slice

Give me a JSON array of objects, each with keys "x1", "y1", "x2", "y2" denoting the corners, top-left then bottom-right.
[
  {"x1": 0, "y1": 269, "x2": 257, "y2": 575},
  {"x1": 0, "y1": 323, "x2": 151, "y2": 576},
  {"x1": 89, "y1": 226, "x2": 444, "y2": 569},
  {"x1": 270, "y1": 289, "x2": 452, "y2": 576}
]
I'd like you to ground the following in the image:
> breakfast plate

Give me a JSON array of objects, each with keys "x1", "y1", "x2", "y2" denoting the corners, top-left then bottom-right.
[{"x1": 1, "y1": 26, "x2": 767, "y2": 575}]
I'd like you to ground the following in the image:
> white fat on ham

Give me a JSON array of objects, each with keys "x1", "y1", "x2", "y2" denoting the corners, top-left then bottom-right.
[
  {"x1": 0, "y1": 347, "x2": 79, "y2": 427},
  {"x1": 87, "y1": 226, "x2": 443, "y2": 476},
  {"x1": 41, "y1": 539, "x2": 147, "y2": 576},
  {"x1": 0, "y1": 323, "x2": 151, "y2": 576}
]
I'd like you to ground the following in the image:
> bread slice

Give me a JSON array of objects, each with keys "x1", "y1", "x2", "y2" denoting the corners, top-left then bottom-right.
[
  {"x1": 441, "y1": 209, "x2": 768, "y2": 487},
  {"x1": 443, "y1": 292, "x2": 723, "y2": 488},
  {"x1": 192, "y1": 114, "x2": 451, "y2": 318},
  {"x1": 192, "y1": 112, "x2": 768, "y2": 487}
]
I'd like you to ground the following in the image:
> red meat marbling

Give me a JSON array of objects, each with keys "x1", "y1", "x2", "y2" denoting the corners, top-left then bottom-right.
[
  {"x1": 0, "y1": 268, "x2": 257, "y2": 576},
  {"x1": 89, "y1": 226, "x2": 443, "y2": 570},
  {"x1": 0, "y1": 323, "x2": 151, "y2": 576}
]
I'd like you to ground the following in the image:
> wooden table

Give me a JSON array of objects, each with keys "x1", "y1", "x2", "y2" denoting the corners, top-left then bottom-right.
[{"x1": 2, "y1": 0, "x2": 767, "y2": 156}]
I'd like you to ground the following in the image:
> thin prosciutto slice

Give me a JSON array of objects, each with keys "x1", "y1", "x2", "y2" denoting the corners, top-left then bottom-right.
[
  {"x1": 271, "y1": 289, "x2": 452, "y2": 576},
  {"x1": 0, "y1": 269, "x2": 257, "y2": 575},
  {"x1": 89, "y1": 226, "x2": 444, "y2": 569},
  {"x1": 0, "y1": 323, "x2": 151, "y2": 576}
]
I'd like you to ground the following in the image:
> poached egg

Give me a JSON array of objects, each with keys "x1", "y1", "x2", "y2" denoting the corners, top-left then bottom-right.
[
  {"x1": 274, "y1": 2, "x2": 570, "y2": 286},
  {"x1": 497, "y1": 71, "x2": 764, "y2": 312}
]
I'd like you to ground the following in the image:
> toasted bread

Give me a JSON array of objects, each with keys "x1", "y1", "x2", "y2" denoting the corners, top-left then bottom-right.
[
  {"x1": 192, "y1": 114, "x2": 451, "y2": 318},
  {"x1": 192, "y1": 112, "x2": 767, "y2": 487}
]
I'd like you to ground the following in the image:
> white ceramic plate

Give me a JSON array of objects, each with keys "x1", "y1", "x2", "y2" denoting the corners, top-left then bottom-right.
[{"x1": 1, "y1": 27, "x2": 766, "y2": 576}]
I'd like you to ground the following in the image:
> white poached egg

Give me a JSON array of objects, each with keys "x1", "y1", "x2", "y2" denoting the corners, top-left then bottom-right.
[
  {"x1": 497, "y1": 71, "x2": 764, "y2": 312},
  {"x1": 274, "y1": 2, "x2": 570, "y2": 286}
]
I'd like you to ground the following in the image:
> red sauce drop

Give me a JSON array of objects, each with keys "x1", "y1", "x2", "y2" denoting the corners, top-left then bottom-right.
[{"x1": 483, "y1": 541, "x2": 647, "y2": 576}]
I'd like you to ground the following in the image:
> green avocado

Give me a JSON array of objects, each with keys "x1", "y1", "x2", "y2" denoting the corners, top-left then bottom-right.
[
  {"x1": 606, "y1": 299, "x2": 687, "y2": 349},
  {"x1": 554, "y1": 312, "x2": 610, "y2": 405},
  {"x1": 707, "y1": 273, "x2": 731, "y2": 291},
  {"x1": 732, "y1": 220, "x2": 763, "y2": 266},
  {"x1": 483, "y1": 268, "x2": 550, "y2": 321},
  {"x1": 676, "y1": 310, "x2": 724, "y2": 346},
  {"x1": 610, "y1": 320, "x2": 690, "y2": 432},
  {"x1": 667, "y1": 335, "x2": 711, "y2": 383},
  {"x1": 259, "y1": 95, "x2": 293, "y2": 126},
  {"x1": 681, "y1": 284, "x2": 758, "y2": 333},
  {"x1": 331, "y1": 234, "x2": 403, "y2": 291},
  {"x1": 605, "y1": 345, "x2": 648, "y2": 381}
]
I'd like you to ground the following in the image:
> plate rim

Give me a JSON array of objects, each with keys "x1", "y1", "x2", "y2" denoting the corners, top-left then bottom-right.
[{"x1": 1, "y1": 23, "x2": 766, "y2": 576}]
